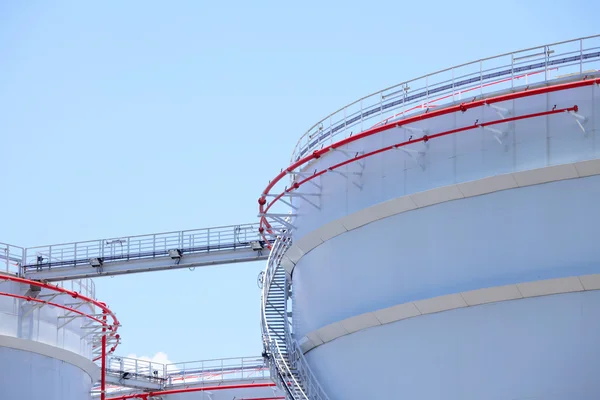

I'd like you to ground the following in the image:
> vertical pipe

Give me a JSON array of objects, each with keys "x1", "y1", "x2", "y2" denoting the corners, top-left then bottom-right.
[{"x1": 101, "y1": 311, "x2": 107, "y2": 400}]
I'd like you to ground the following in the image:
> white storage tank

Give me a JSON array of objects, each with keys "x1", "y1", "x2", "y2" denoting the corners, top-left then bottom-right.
[
  {"x1": 260, "y1": 35, "x2": 600, "y2": 400},
  {"x1": 0, "y1": 251, "x2": 109, "y2": 400}
]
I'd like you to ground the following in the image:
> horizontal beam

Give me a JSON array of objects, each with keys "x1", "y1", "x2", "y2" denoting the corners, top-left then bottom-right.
[{"x1": 24, "y1": 248, "x2": 267, "y2": 282}]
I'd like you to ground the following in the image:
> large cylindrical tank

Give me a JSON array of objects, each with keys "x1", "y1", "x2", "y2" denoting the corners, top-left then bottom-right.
[
  {"x1": 270, "y1": 37, "x2": 600, "y2": 400},
  {"x1": 0, "y1": 272, "x2": 100, "y2": 400}
]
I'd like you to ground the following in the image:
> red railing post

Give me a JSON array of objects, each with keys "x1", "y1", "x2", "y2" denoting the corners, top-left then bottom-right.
[{"x1": 101, "y1": 310, "x2": 107, "y2": 400}]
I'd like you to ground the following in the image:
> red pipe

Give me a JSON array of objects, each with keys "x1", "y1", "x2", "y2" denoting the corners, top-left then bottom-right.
[
  {"x1": 371, "y1": 68, "x2": 556, "y2": 129},
  {"x1": 265, "y1": 105, "x2": 576, "y2": 216},
  {"x1": 101, "y1": 311, "x2": 107, "y2": 400},
  {"x1": 0, "y1": 291, "x2": 108, "y2": 326},
  {"x1": 0, "y1": 274, "x2": 120, "y2": 388},
  {"x1": 0, "y1": 275, "x2": 119, "y2": 329},
  {"x1": 258, "y1": 77, "x2": 599, "y2": 244},
  {"x1": 106, "y1": 382, "x2": 277, "y2": 400}
]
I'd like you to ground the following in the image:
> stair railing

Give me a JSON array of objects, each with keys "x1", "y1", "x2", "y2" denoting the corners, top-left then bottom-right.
[{"x1": 260, "y1": 232, "x2": 330, "y2": 400}]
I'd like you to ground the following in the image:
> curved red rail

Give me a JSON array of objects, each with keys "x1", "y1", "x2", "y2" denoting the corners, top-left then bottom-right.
[
  {"x1": 370, "y1": 69, "x2": 554, "y2": 129},
  {"x1": 106, "y1": 382, "x2": 277, "y2": 400},
  {"x1": 258, "y1": 77, "x2": 600, "y2": 246},
  {"x1": 0, "y1": 274, "x2": 120, "y2": 400}
]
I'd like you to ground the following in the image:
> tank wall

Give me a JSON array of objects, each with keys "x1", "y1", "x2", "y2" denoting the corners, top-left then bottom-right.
[
  {"x1": 291, "y1": 84, "x2": 599, "y2": 240},
  {"x1": 0, "y1": 280, "x2": 95, "y2": 358},
  {"x1": 305, "y1": 291, "x2": 600, "y2": 400},
  {"x1": 292, "y1": 175, "x2": 600, "y2": 337},
  {"x1": 0, "y1": 346, "x2": 93, "y2": 399}
]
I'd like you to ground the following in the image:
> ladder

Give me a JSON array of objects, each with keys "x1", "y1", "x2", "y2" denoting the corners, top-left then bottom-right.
[{"x1": 262, "y1": 235, "x2": 317, "y2": 400}]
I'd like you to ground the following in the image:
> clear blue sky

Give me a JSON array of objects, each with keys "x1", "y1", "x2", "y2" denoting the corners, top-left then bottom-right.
[{"x1": 1, "y1": 1, "x2": 598, "y2": 364}]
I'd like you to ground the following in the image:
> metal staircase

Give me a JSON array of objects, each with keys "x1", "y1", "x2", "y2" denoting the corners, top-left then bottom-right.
[{"x1": 261, "y1": 234, "x2": 329, "y2": 400}]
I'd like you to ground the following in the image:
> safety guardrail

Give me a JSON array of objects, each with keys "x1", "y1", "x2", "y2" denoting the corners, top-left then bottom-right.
[
  {"x1": 0, "y1": 242, "x2": 24, "y2": 275},
  {"x1": 56, "y1": 277, "x2": 96, "y2": 299},
  {"x1": 98, "y1": 355, "x2": 272, "y2": 393},
  {"x1": 261, "y1": 233, "x2": 329, "y2": 400},
  {"x1": 0, "y1": 242, "x2": 96, "y2": 298},
  {"x1": 291, "y1": 35, "x2": 600, "y2": 164},
  {"x1": 106, "y1": 355, "x2": 166, "y2": 381},
  {"x1": 21, "y1": 222, "x2": 265, "y2": 270},
  {"x1": 166, "y1": 356, "x2": 270, "y2": 385}
]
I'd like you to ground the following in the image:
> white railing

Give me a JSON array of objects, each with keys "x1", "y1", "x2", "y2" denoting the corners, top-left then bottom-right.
[
  {"x1": 106, "y1": 355, "x2": 165, "y2": 380},
  {"x1": 165, "y1": 356, "x2": 270, "y2": 385},
  {"x1": 261, "y1": 233, "x2": 329, "y2": 400},
  {"x1": 292, "y1": 34, "x2": 600, "y2": 164},
  {"x1": 0, "y1": 242, "x2": 24, "y2": 275},
  {"x1": 99, "y1": 355, "x2": 271, "y2": 392},
  {"x1": 21, "y1": 222, "x2": 264, "y2": 270},
  {"x1": 55, "y1": 278, "x2": 96, "y2": 299},
  {"x1": 0, "y1": 241, "x2": 96, "y2": 298}
]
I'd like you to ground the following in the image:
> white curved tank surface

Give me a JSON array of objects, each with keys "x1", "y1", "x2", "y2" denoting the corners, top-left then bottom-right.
[
  {"x1": 258, "y1": 35, "x2": 600, "y2": 400},
  {"x1": 0, "y1": 261, "x2": 101, "y2": 399}
]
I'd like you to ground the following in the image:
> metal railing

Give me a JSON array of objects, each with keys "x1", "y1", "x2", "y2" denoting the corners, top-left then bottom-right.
[
  {"x1": 55, "y1": 277, "x2": 96, "y2": 299},
  {"x1": 100, "y1": 355, "x2": 271, "y2": 392},
  {"x1": 0, "y1": 241, "x2": 96, "y2": 298},
  {"x1": 261, "y1": 233, "x2": 329, "y2": 400},
  {"x1": 106, "y1": 355, "x2": 166, "y2": 381},
  {"x1": 0, "y1": 242, "x2": 24, "y2": 275},
  {"x1": 292, "y1": 34, "x2": 600, "y2": 164},
  {"x1": 166, "y1": 356, "x2": 270, "y2": 385},
  {"x1": 21, "y1": 222, "x2": 265, "y2": 270}
]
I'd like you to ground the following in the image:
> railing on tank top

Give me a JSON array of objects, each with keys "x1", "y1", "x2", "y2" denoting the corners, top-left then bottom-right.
[
  {"x1": 291, "y1": 34, "x2": 600, "y2": 165},
  {"x1": 0, "y1": 241, "x2": 96, "y2": 299},
  {"x1": 261, "y1": 233, "x2": 330, "y2": 400},
  {"x1": 0, "y1": 242, "x2": 24, "y2": 275}
]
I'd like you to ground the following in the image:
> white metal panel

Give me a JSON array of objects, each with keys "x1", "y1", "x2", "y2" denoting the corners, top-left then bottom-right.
[
  {"x1": 315, "y1": 322, "x2": 347, "y2": 343},
  {"x1": 0, "y1": 346, "x2": 93, "y2": 400},
  {"x1": 280, "y1": 256, "x2": 295, "y2": 274},
  {"x1": 299, "y1": 274, "x2": 600, "y2": 355},
  {"x1": 305, "y1": 291, "x2": 600, "y2": 400},
  {"x1": 283, "y1": 245, "x2": 304, "y2": 266},
  {"x1": 292, "y1": 175, "x2": 600, "y2": 337},
  {"x1": 512, "y1": 163, "x2": 579, "y2": 187},
  {"x1": 306, "y1": 331, "x2": 324, "y2": 346},
  {"x1": 299, "y1": 335, "x2": 317, "y2": 353},
  {"x1": 298, "y1": 332, "x2": 323, "y2": 353},
  {"x1": 294, "y1": 232, "x2": 324, "y2": 255},
  {"x1": 461, "y1": 284, "x2": 523, "y2": 306},
  {"x1": 413, "y1": 293, "x2": 467, "y2": 314},
  {"x1": 517, "y1": 276, "x2": 584, "y2": 297},
  {"x1": 316, "y1": 220, "x2": 347, "y2": 242},
  {"x1": 339, "y1": 312, "x2": 380, "y2": 334},
  {"x1": 409, "y1": 185, "x2": 464, "y2": 208},
  {"x1": 574, "y1": 158, "x2": 600, "y2": 177},
  {"x1": 457, "y1": 174, "x2": 519, "y2": 198},
  {"x1": 375, "y1": 195, "x2": 418, "y2": 219},
  {"x1": 341, "y1": 206, "x2": 381, "y2": 231},
  {"x1": 579, "y1": 274, "x2": 600, "y2": 290},
  {"x1": 373, "y1": 302, "x2": 421, "y2": 324}
]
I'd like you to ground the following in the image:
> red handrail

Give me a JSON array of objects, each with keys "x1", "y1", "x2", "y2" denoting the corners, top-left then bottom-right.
[
  {"x1": 0, "y1": 274, "x2": 120, "y2": 399},
  {"x1": 258, "y1": 77, "x2": 600, "y2": 246}
]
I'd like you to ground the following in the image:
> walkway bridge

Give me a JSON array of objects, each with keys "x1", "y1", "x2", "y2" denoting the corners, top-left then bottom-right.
[
  {"x1": 92, "y1": 355, "x2": 282, "y2": 399},
  {"x1": 3, "y1": 223, "x2": 276, "y2": 282}
]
